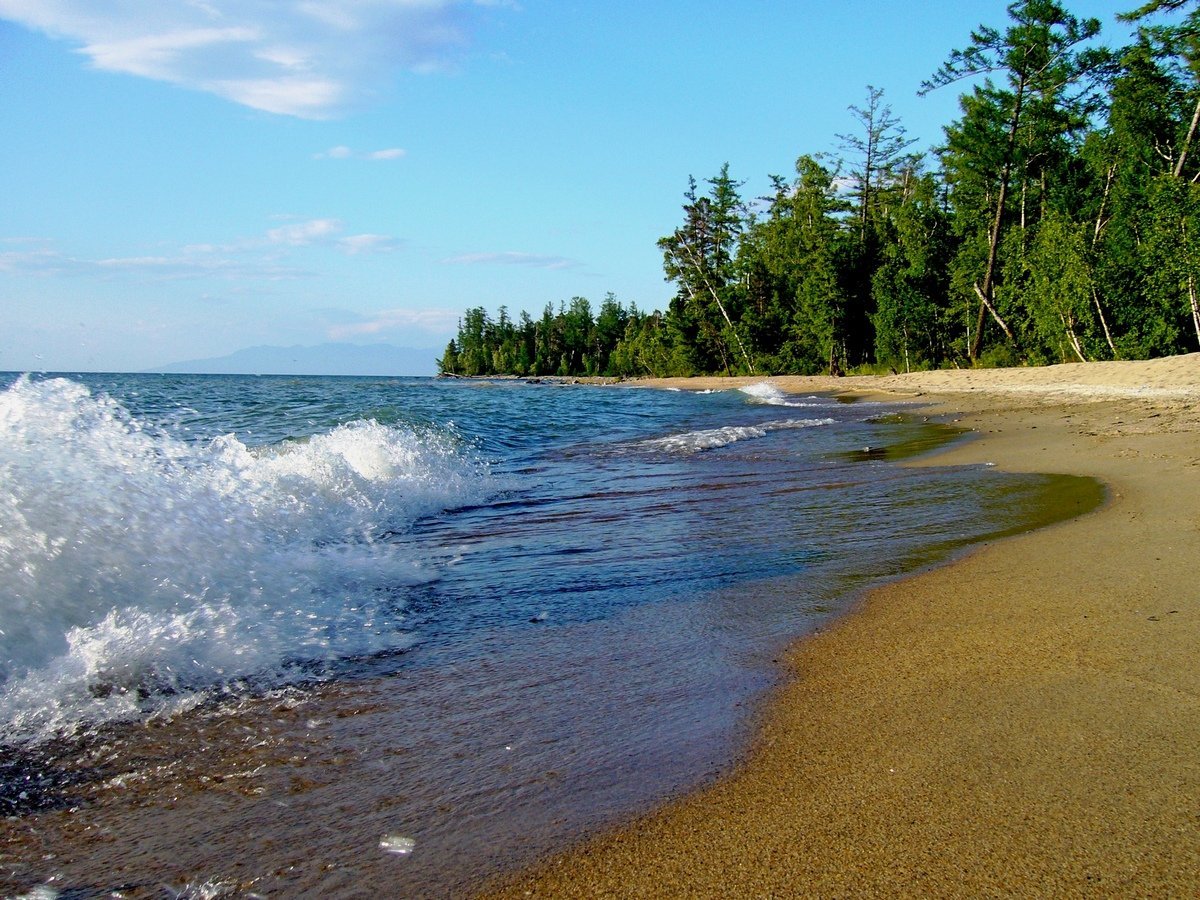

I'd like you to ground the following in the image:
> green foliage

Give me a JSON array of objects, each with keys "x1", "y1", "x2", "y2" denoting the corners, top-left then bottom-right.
[
  {"x1": 657, "y1": 165, "x2": 757, "y2": 374},
  {"x1": 1021, "y1": 213, "x2": 1103, "y2": 362},
  {"x1": 442, "y1": 1, "x2": 1200, "y2": 379},
  {"x1": 439, "y1": 296, "x2": 659, "y2": 378}
]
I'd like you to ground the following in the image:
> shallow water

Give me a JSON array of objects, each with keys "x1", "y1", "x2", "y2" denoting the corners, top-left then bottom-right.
[{"x1": 0, "y1": 373, "x2": 1092, "y2": 896}]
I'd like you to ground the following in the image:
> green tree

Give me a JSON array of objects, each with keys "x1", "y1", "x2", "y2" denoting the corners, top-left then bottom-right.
[
  {"x1": 837, "y1": 86, "x2": 922, "y2": 367},
  {"x1": 741, "y1": 155, "x2": 851, "y2": 374},
  {"x1": 437, "y1": 338, "x2": 461, "y2": 374},
  {"x1": 658, "y1": 165, "x2": 756, "y2": 374},
  {"x1": 1143, "y1": 175, "x2": 1200, "y2": 349},
  {"x1": 872, "y1": 164, "x2": 955, "y2": 371},
  {"x1": 925, "y1": 0, "x2": 1106, "y2": 361},
  {"x1": 1020, "y1": 211, "x2": 1104, "y2": 361},
  {"x1": 838, "y1": 85, "x2": 919, "y2": 241}
]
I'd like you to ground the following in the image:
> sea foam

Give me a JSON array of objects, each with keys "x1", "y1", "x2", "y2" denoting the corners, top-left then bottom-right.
[
  {"x1": 738, "y1": 382, "x2": 821, "y2": 408},
  {"x1": 0, "y1": 377, "x2": 493, "y2": 743},
  {"x1": 640, "y1": 418, "x2": 835, "y2": 454}
]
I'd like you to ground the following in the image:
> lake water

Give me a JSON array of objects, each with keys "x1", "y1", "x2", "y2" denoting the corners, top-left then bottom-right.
[{"x1": 0, "y1": 373, "x2": 1076, "y2": 896}]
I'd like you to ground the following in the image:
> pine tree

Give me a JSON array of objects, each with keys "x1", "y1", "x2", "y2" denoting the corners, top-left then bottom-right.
[
  {"x1": 924, "y1": 0, "x2": 1106, "y2": 362},
  {"x1": 871, "y1": 164, "x2": 955, "y2": 371},
  {"x1": 658, "y1": 166, "x2": 756, "y2": 374}
]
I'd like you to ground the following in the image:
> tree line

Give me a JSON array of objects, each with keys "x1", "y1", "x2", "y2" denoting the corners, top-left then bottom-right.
[{"x1": 440, "y1": 0, "x2": 1200, "y2": 378}]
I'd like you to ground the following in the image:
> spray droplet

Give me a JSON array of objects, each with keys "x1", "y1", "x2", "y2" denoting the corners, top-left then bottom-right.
[{"x1": 380, "y1": 834, "x2": 416, "y2": 856}]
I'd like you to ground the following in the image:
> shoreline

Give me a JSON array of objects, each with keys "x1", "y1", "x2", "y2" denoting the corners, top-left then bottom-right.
[{"x1": 487, "y1": 355, "x2": 1200, "y2": 896}]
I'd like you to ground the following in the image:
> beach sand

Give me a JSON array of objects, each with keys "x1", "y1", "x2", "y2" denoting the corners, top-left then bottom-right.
[{"x1": 487, "y1": 354, "x2": 1200, "y2": 897}]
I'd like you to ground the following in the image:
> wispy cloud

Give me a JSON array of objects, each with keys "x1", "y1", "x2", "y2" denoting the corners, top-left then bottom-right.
[
  {"x1": 0, "y1": 217, "x2": 400, "y2": 281},
  {"x1": 0, "y1": 239, "x2": 69, "y2": 275},
  {"x1": 0, "y1": 243, "x2": 309, "y2": 281},
  {"x1": 265, "y1": 218, "x2": 342, "y2": 246},
  {"x1": 366, "y1": 147, "x2": 407, "y2": 160},
  {"x1": 0, "y1": 1, "x2": 512, "y2": 118},
  {"x1": 338, "y1": 233, "x2": 400, "y2": 254},
  {"x1": 315, "y1": 145, "x2": 355, "y2": 160},
  {"x1": 441, "y1": 251, "x2": 581, "y2": 270},
  {"x1": 314, "y1": 145, "x2": 407, "y2": 161},
  {"x1": 326, "y1": 307, "x2": 461, "y2": 341},
  {"x1": 265, "y1": 217, "x2": 401, "y2": 254}
]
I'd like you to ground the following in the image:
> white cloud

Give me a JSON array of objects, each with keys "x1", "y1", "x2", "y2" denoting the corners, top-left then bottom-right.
[
  {"x1": 441, "y1": 251, "x2": 581, "y2": 270},
  {"x1": 338, "y1": 233, "x2": 400, "y2": 254},
  {"x1": 366, "y1": 147, "x2": 406, "y2": 160},
  {"x1": 0, "y1": 246, "x2": 73, "y2": 275},
  {"x1": 327, "y1": 307, "x2": 461, "y2": 340},
  {"x1": 264, "y1": 218, "x2": 400, "y2": 254},
  {"x1": 0, "y1": 215, "x2": 400, "y2": 281},
  {"x1": 0, "y1": 243, "x2": 310, "y2": 281},
  {"x1": 314, "y1": 145, "x2": 407, "y2": 161},
  {"x1": 0, "y1": 0, "x2": 511, "y2": 118},
  {"x1": 314, "y1": 145, "x2": 354, "y2": 159},
  {"x1": 266, "y1": 217, "x2": 342, "y2": 246},
  {"x1": 212, "y1": 76, "x2": 346, "y2": 119}
]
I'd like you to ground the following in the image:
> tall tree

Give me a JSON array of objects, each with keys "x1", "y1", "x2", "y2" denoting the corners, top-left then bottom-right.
[
  {"x1": 923, "y1": 0, "x2": 1106, "y2": 361},
  {"x1": 871, "y1": 163, "x2": 955, "y2": 371},
  {"x1": 1120, "y1": 0, "x2": 1200, "y2": 178},
  {"x1": 837, "y1": 86, "x2": 921, "y2": 367},
  {"x1": 658, "y1": 165, "x2": 756, "y2": 374},
  {"x1": 838, "y1": 85, "x2": 919, "y2": 240}
]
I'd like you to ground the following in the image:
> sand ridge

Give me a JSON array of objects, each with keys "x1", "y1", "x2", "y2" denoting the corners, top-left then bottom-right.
[{"x1": 487, "y1": 354, "x2": 1200, "y2": 897}]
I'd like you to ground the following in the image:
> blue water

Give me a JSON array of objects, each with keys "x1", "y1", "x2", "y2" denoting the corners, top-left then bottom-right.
[{"x1": 0, "y1": 372, "x2": 1062, "y2": 894}]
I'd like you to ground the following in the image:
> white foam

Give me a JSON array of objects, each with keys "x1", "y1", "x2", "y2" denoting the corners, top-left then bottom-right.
[
  {"x1": 0, "y1": 377, "x2": 494, "y2": 743},
  {"x1": 738, "y1": 382, "x2": 821, "y2": 408},
  {"x1": 380, "y1": 834, "x2": 416, "y2": 855},
  {"x1": 640, "y1": 418, "x2": 835, "y2": 455}
]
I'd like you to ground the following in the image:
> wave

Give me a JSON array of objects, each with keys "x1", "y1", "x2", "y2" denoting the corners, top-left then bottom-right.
[
  {"x1": 738, "y1": 382, "x2": 822, "y2": 408},
  {"x1": 640, "y1": 418, "x2": 835, "y2": 455},
  {"x1": 0, "y1": 377, "x2": 494, "y2": 743}
]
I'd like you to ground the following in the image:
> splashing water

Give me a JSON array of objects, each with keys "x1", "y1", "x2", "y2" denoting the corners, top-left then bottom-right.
[
  {"x1": 738, "y1": 382, "x2": 825, "y2": 408},
  {"x1": 638, "y1": 418, "x2": 836, "y2": 454},
  {"x1": 0, "y1": 377, "x2": 493, "y2": 743}
]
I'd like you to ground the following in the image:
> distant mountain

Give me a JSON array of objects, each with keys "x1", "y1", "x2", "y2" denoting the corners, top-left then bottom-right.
[{"x1": 149, "y1": 343, "x2": 440, "y2": 377}]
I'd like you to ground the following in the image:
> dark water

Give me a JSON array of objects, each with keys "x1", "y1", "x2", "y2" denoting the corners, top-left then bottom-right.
[{"x1": 0, "y1": 373, "x2": 1092, "y2": 896}]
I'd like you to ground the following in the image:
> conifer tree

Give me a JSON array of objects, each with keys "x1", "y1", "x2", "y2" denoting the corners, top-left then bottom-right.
[
  {"x1": 838, "y1": 85, "x2": 919, "y2": 241},
  {"x1": 871, "y1": 164, "x2": 954, "y2": 371},
  {"x1": 837, "y1": 86, "x2": 921, "y2": 367},
  {"x1": 658, "y1": 165, "x2": 756, "y2": 374},
  {"x1": 924, "y1": 0, "x2": 1106, "y2": 362}
]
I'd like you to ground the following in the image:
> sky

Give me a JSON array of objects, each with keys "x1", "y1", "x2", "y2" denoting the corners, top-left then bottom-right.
[{"x1": 0, "y1": 0, "x2": 1144, "y2": 374}]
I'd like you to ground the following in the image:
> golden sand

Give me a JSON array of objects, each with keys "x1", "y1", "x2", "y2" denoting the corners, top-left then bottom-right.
[{"x1": 487, "y1": 355, "x2": 1200, "y2": 897}]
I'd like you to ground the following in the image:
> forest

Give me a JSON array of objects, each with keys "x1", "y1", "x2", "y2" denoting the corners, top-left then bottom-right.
[{"x1": 439, "y1": 0, "x2": 1200, "y2": 378}]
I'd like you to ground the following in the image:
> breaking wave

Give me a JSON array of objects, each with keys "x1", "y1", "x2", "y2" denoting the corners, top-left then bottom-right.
[
  {"x1": 738, "y1": 382, "x2": 823, "y2": 408},
  {"x1": 640, "y1": 418, "x2": 835, "y2": 455},
  {"x1": 0, "y1": 377, "x2": 494, "y2": 743}
]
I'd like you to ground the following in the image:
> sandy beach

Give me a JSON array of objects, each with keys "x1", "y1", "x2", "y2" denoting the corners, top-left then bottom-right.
[{"x1": 488, "y1": 354, "x2": 1200, "y2": 896}]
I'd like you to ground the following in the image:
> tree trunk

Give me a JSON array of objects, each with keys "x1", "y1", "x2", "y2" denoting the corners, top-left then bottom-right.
[
  {"x1": 1093, "y1": 163, "x2": 1116, "y2": 245},
  {"x1": 675, "y1": 245, "x2": 756, "y2": 374},
  {"x1": 973, "y1": 283, "x2": 1016, "y2": 344},
  {"x1": 1093, "y1": 287, "x2": 1118, "y2": 358},
  {"x1": 1190, "y1": 273, "x2": 1200, "y2": 348},
  {"x1": 969, "y1": 74, "x2": 1026, "y2": 362},
  {"x1": 1060, "y1": 312, "x2": 1087, "y2": 362},
  {"x1": 1175, "y1": 93, "x2": 1200, "y2": 180}
]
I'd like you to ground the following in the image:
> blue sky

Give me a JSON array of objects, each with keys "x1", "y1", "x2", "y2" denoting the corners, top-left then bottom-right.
[{"x1": 0, "y1": 0, "x2": 1141, "y2": 373}]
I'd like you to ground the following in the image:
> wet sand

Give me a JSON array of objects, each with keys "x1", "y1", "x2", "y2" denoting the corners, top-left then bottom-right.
[{"x1": 489, "y1": 355, "x2": 1200, "y2": 896}]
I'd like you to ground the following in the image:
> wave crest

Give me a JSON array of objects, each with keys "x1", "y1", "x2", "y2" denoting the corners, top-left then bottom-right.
[
  {"x1": 738, "y1": 382, "x2": 821, "y2": 408},
  {"x1": 0, "y1": 376, "x2": 493, "y2": 742},
  {"x1": 640, "y1": 418, "x2": 835, "y2": 455}
]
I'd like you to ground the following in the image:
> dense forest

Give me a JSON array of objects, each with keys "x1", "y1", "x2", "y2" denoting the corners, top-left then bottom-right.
[{"x1": 440, "y1": 0, "x2": 1200, "y2": 378}]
